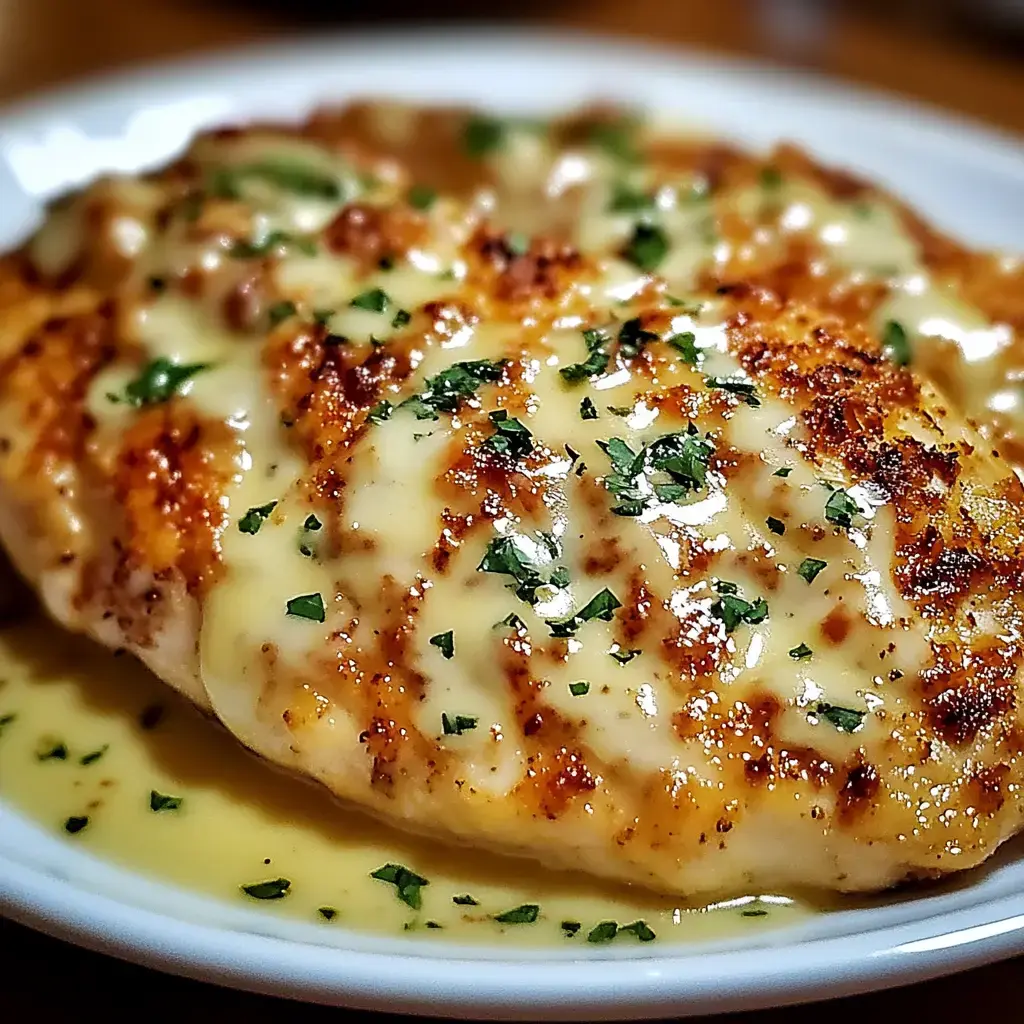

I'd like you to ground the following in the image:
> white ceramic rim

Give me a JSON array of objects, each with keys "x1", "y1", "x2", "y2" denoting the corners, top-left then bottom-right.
[{"x1": 1, "y1": 27, "x2": 1024, "y2": 1019}]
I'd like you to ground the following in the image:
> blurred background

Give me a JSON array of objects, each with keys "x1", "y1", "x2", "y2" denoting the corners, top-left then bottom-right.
[{"x1": 0, "y1": 0, "x2": 1022, "y2": 133}]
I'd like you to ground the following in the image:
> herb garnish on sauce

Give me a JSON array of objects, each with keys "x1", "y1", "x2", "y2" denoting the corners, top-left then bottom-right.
[
  {"x1": 109, "y1": 359, "x2": 211, "y2": 407},
  {"x1": 370, "y1": 863, "x2": 429, "y2": 909}
]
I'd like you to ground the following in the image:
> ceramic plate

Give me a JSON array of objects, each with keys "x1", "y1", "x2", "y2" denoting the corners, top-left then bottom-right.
[{"x1": 1, "y1": 28, "x2": 1024, "y2": 1020}]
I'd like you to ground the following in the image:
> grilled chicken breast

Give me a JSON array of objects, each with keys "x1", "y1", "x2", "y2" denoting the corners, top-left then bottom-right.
[{"x1": 2, "y1": 103, "x2": 1024, "y2": 898}]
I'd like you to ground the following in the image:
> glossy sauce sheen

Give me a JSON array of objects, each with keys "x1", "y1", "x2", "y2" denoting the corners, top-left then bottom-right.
[{"x1": 1, "y1": 103, "x2": 1024, "y2": 926}]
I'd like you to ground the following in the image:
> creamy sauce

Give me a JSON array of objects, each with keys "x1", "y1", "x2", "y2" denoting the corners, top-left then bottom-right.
[{"x1": 0, "y1": 614, "x2": 809, "y2": 943}]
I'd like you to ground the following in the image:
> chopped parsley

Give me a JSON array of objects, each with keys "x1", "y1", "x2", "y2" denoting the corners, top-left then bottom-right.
[
  {"x1": 318, "y1": 907, "x2": 338, "y2": 921},
  {"x1": 303, "y1": 514, "x2": 322, "y2": 532},
  {"x1": 79, "y1": 745, "x2": 108, "y2": 766},
  {"x1": 598, "y1": 424, "x2": 714, "y2": 516},
  {"x1": 760, "y1": 166, "x2": 783, "y2": 189},
  {"x1": 547, "y1": 587, "x2": 621, "y2": 638},
  {"x1": 64, "y1": 816, "x2": 89, "y2": 834},
  {"x1": 493, "y1": 904, "x2": 539, "y2": 925},
  {"x1": 149, "y1": 790, "x2": 183, "y2": 812},
  {"x1": 241, "y1": 878, "x2": 291, "y2": 900},
  {"x1": 569, "y1": 681, "x2": 591, "y2": 697},
  {"x1": 617, "y1": 318, "x2": 660, "y2": 358},
  {"x1": 483, "y1": 409, "x2": 533, "y2": 459},
  {"x1": 401, "y1": 360, "x2": 505, "y2": 419},
  {"x1": 231, "y1": 231, "x2": 316, "y2": 259},
  {"x1": 705, "y1": 376, "x2": 760, "y2": 407},
  {"x1": 463, "y1": 115, "x2": 505, "y2": 157},
  {"x1": 313, "y1": 308, "x2": 335, "y2": 325},
  {"x1": 560, "y1": 327, "x2": 611, "y2": 383},
  {"x1": 667, "y1": 331, "x2": 700, "y2": 364},
  {"x1": 350, "y1": 288, "x2": 390, "y2": 313},
  {"x1": 622, "y1": 222, "x2": 669, "y2": 272},
  {"x1": 610, "y1": 648, "x2": 641, "y2": 665},
  {"x1": 495, "y1": 612, "x2": 527, "y2": 632},
  {"x1": 429, "y1": 631, "x2": 455, "y2": 660},
  {"x1": 391, "y1": 308, "x2": 412, "y2": 329},
  {"x1": 478, "y1": 532, "x2": 566, "y2": 605},
  {"x1": 608, "y1": 183, "x2": 654, "y2": 213},
  {"x1": 789, "y1": 643, "x2": 813, "y2": 661},
  {"x1": 452, "y1": 894, "x2": 479, "y2": 906},
  {"x1": 36, "y1": 740, "x2": 67, "y2": 761},
  {"x1": 766, "y1": 516, "x2": 785, "y2": 536},
  {"x1": 796, "y1": 557, "x2": 827, "y2": 583},
  {"x1": 586, "y1": 919, "x2": 656, "y2": 943},
  {"x1": 211, "y1": 159, "x2": 340, "y2": 200},
  {"x1": 711, "y1": 588, "x2": 769, "y2": 633},
  {"x1": 774, "y1": 467, "x2": 793, "y2": 478},
  {"x1": 580, "y1": 396, "x2": 598, "y2": 420},
  {"x1": 586, "y1": 921, "x2": 619, "y2": 943},
  {"x1": 109, "y1": 359, "x2": 211, "y2": 407},
  {"x1": 408, "y1": 184, "x2": 437, "y2": 210},
  {"x1": 742, "y1": 909, "x2": 769, "y2": 918},
  {"x1": 882, "y1": 319, "x2": 911, "y2": 366},
  {"x1": 367, "y1": 400, "x2": 393, "y2": 425},
  {"x1": 589, "y1": 120, "x2": 640, "y2": 162},
  {"x1": 816, "y1": 702, "x2": 866, "y2": 733},
  {"x1": 286, "y1": 592, "x2": 326, "y2": 623},
  {"x1": 268, "y1": 300, "x2": 297, "y2": 326},
  {"x1": 561, "y1": 920, "x2": 582, "y2": 936},
  {"x1": 370, "y1": 863, "x2": 429, "y2": 909},
  {"x1": 441, "y1": 713, "x2": 478, "y2": 736},
  {"x1": 238, "y1": 501, "x2": 277, "y2": 535},
  {"x1": 824, "y1": 488, "x2": 861, "y2": 529},
  {"x1": 0, "y1": 712, "x2": 15, "y2": 734}
]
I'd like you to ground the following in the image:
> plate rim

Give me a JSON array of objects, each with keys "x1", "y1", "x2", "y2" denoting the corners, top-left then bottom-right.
[{"x1": 2, "y1": 25, "x2": 1024, "y2": 1019}]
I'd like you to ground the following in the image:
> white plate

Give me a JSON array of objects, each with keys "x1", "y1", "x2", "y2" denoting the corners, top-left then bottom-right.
[{"x1": 2, "y1": 28, "x2": 1024, "y2": 1020}]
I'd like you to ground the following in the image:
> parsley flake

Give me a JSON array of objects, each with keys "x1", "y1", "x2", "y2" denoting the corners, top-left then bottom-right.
[
  {"x1": 268, "y1": 300, "x2": 297, "y2": 326},
  {"x1": 231, "y1": 231, "x2": 315, "y2": 259},
  {"x1": 766, "y1": 516, "x2": 786, "y2": 536},
  {"x1": 286, "y1": 593, "x2": 326, "y2": 623},
  {"x1": 587, "y1": 921, "x2": 619, "y2": 943},
  {"x1": 79, "y1": 745, "x2": 108, "y2": 766},
  {"x1": 303, "y1": 515, "x2": 322, "y2": 532},
  {"x1": 370, "y1": 863, "x2": 429, "y2": 909},
  {"x1": 824, "y1": 488, "x2": 861, "y2": 529},
  {"x1": 789, "y1": 643, "x2": 813, "y2": 661},
  {"x1": 391, "y1": 308, "x2": 412, "y2": 329},
  {"x1": 882, "y1": 320, "x2": 911, "y2": 366},
  {"x1": 580, "y1": 396, "x2": 598, "y2": 420},
  {"x1": 463, "y1": 116, "x2": 505, "y2": 157},
  {"x1": 110, "y1": 359, "x2": 211, "y2": 407},
  {"x1": 621, "y1": 920, "x2": 657, "y2": 942},
  {"x1": 430, "y1": 631, "x2": 455, "y2": 660},
  {"x1": 569, "y1": 681, "x2": 591, "y2": 697},
  {"x1": 36, "y1": 740, "x2": 67, "y2": 761},
  {"x1": 408, "y1": 184, "x2": 437, "y2": 210},
  {"x1": 484, "y1": 409, "x2": 533, "y2": 459},
  {"x1": 668, "y1": 331, "x2": 701, "y2": 364},
  {"x1": 401, "y1": 360, "x2": 505, "y2": 419},
  {"x1": 560, "y1": 327, "x2": 611, "y2": 383},
  {"x1": 238, "y1": 501, "x2": 277, "y2": 535},
  {"x1": 561, "y1": 920, "x2": 582, "y2": 936},
  {"x1": 622, "y1": 223, "x2": 669, "y2": 272},
  {"x1": 494, "y1": 904, "x2": 539, "y2": 925},
  {"x1": 211, "y1": 159, "x2": 340, "y2": 200},
  {"x1": 441, "y1": 713, "x2": 478, "y2": 736},
  {"x1": 241, "y1": 878, "x2": 291, "y2": 900},
  {"x1": 367, "y1": 400, "x2": 393, "y2": 424},
  {"x1": 816, "y1": 703, "x2": 867, "y2": 733},
  {"x1": 711, "y1": 590, "x2": 769, "y2": 633},
  {"x1": 705, "y1": 376, "x2": 760, "y2": 407},
  {"x1": 453, "y1": 894, "x2": 479, "y2": 906},
  {"x1": 774, "y1": 467, "x2": 793, "y2": 478},
  {"x1": 478, "y1": 532, "x2": 566, "y2": 605},
  {"x1": 797, "y1": 558, "x2": 827, "y2": 583},
  {"x1": 64, "y1": 816, "x2": 89, "y2": 834},
  {"x1": 610, "y1": 648, "x2": 641, "y2": 665},
  {"x1": 617, "y1": 318, "x2": 660, "y2": 358},
  {"x1": 349, "y1": 288, "x2": 390, "y2": 313},
  {"x1": 318, "y1": 907, "x2": 338, "y2": 921},
  {"x1": 547, "y1": 588, "x2": 621, "y2": 638},
  {"x1": 608, "y1": 183, "x2": 654, "y2": 213},
  {"x1": 149, "y1": 790, "x2": 183, "y2": 812}
]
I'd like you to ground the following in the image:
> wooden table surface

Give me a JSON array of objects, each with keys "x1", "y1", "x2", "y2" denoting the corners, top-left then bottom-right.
[{"x1": 1, "y1": 0, "x2": 1022, "y2": 1018}]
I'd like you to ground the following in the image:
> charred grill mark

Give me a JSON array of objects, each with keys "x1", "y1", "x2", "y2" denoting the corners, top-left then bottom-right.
[
  {"x1": 470, "y1": 228, "x2": 586, "y2": 306},
  {"x1": 923, "y1": 643, "x2": 1019, "y2": 746},
  {"x1": 837, "y1": 760, "x2": 880, "y2": 820},
  {"x1": 114, "y1": 406, "x2": 239, "y2": 591},
  {"x1": 323, "y1": 202, "x2": 427, "y2": 271}
]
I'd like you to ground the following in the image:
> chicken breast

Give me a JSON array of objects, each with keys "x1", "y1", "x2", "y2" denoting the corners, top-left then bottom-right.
[{"x1": 2, "y1": 103, "x2": 1024, "y2": 898}]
